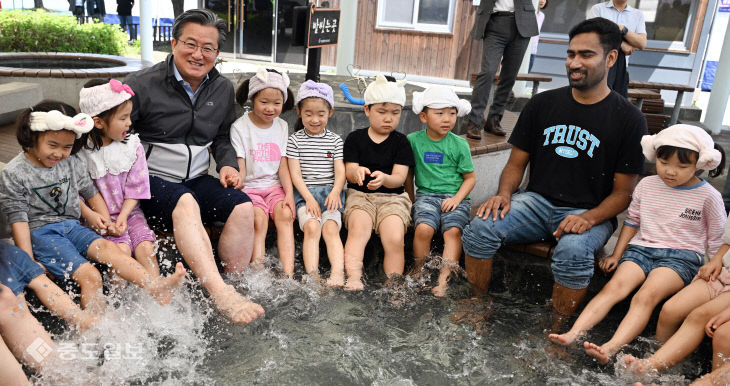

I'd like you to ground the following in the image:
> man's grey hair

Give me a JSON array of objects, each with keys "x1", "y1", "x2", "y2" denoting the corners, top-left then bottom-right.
[{"x1": 172, "y1": 8, "x2": 227, "y2": 47}]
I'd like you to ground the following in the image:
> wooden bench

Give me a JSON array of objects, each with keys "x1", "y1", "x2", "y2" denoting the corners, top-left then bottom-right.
[
  {"x1": 470, "y1": 73, "x2": 553, "y2": 96},
  {"x1": 628, "y1": 81, "x2": 695, "y2": 126}
]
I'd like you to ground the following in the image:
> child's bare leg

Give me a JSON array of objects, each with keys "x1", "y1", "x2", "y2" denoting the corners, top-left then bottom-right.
[
  {"x1": 548, "y1": 261, "x2": 645, "y2": 346},
  {"x1": 344, "y1": 210, "x2": 373, "y2": 291},
  {"x1": 0, "y1": 335, "x2": 27, "y2": 386},
  {"x1": 87, "y1": 239, "x2": 186, "y2": 305},
  {"x1": 273, "y1": 201, "x2": 295, "y2": 278},
  {"x1": 302, "y1": 220, "x2": 322, "y2": 276},
  {"x1": 323, "y1": 220, "x2": 344, "y2": 286},
  {"x1": 134, "y1": 241, "x2": 160, "y2": 277},
  {"x1": 411, "y1": 223, "x2": 434, "y2": 277},
  {"x1": 251, "y1": 207, "x2": 269, "y2": 265},
  {"x1": 713, "y1": 321, "x2": 730, "y2": 370},
  {"x1": 171, "y1": 194, "x2": 264, "y2": 324},
  {"x1": 656, "y1": 279, "x2": 711, "y2": 341},
  {"x1": 585, "y1": 267, "x2": 684, "y2": 364},
  {"x1": 433, "y1": 227, "x2": 462, "y2": 297},
  {"x1": 27, "y1": 275, "x2": 98, "y2": 330},
  {"x1": 692, "y1": 361, "x2": 730, "y2": 386},
  {"x1": 379, "y1": 215, "x2": 406, "y2": 276},
  {"x1": 0, "y1": 288, "x2": 57, "y2": 374},
  {"x1": 625, "y1": 292, "x2": 730, "y2": 374},
  {"x1": 71, "y1": 262, "x2": 104, "y2": 312}
]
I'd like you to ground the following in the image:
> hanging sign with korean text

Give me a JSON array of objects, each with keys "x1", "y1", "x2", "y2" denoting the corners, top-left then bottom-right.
[{"x1": 307, "y1": 6, "x2": 340, "y2": 48}]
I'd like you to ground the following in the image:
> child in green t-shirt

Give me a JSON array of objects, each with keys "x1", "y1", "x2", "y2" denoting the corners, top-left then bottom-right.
[{"x1": 406, "y1": 86, "x2": 476, "y2": 297}]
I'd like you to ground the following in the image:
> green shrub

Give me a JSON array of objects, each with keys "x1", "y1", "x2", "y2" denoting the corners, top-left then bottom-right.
[{"x1": 0, "y1": 10, "x2": 128, "y2": 55}]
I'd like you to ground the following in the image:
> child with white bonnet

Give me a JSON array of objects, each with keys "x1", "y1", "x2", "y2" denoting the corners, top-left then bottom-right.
[
  {"x1": 342, "y1": 74, "x2": 415, "y2": 290},
  {"x1": 549, "y1": 124, "x2": 727, "y2": 365},
  {"x1": 406, "y1": 85, "x2": 476, "y2": 297}
]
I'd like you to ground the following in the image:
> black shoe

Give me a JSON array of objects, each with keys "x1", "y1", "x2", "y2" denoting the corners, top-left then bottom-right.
[
  {"x1": 484, "y1": 116, "x2": 506, "y2": 136},
  {"x1": 466, "y1": 121, "x2": 482, "y2": 140}
]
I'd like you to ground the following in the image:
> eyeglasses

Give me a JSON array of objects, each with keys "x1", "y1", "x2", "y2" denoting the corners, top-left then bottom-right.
[{"x1": 177, "y1": 39, "x2": 219, "y2": 58}]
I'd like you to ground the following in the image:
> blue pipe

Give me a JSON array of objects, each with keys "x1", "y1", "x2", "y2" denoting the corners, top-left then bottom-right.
[{"x1": 339, "y1": 83, "x2": 365, "y2": 105}]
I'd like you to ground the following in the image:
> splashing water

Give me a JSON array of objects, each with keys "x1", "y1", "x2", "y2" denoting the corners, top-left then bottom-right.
[{"x1": 28, "y1": 251, "x2": 710, "y2": 385}]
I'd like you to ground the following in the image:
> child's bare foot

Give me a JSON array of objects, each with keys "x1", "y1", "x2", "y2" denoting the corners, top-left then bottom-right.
[
  {"x1": 149, "y1": 262, "x2": 186, "y2": 305},
  {"x1": 249, "y1": 258, "x2": 265, "y2": 271},
  {"x1": 547, "y1": 331, "x2": 581, "y2": 346},
  {"x1": 212, "y1": 284, "x2": 265, "y2": 324},
  {"x1": 584, "y1": 341, "x2": 613, "y2": 364},
  {"x1": 624, "y1": 355, "x2": 658, "y2": 375},
  {"x1": 344, "y1": 277, "x2": 364, "y2": 291},
  {"x1": 326, "y1": 271, "x2": 345, "y2": 287},
  {"x1": 432, "y1": 284, "x2": 448, "y2": 297}
]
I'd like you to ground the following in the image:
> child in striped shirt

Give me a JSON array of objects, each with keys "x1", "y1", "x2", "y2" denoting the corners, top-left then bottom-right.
[
  {"x1": 287, "y1": 80, "x2": 346, "y2": 286},
  {"x1": 549, "y1": 124, "x2": 727, "y2": 365}
]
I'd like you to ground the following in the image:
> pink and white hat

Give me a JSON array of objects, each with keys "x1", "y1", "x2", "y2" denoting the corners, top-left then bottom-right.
[
  {"x1": 79, "y1": 79, "x2": 135, "y2": 117},
  {"x1": 641, "y1": 124, "x2": 722, "y2": 170},
  {"x1": 248, "y1": 68, "x2": 291, "y2": 102}
]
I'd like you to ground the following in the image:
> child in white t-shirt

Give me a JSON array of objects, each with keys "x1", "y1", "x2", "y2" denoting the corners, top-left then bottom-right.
[{"x1": 231, "y1": 69, "x2": 297, "y2": 277}]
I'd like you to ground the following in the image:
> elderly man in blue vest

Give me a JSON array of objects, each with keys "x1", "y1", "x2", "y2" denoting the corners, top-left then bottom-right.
[{"x1": 466, "y1": 0, "x2": 538, "y2": 139}]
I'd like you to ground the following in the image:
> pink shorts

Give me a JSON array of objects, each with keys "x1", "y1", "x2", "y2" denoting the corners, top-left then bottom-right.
[
  {"x1": 105, "y1": 207, "x2": 156, "y2": 251},
  {"x1": 702, "y1": 267, "x2": 730, "y2": 300},
  {"x1": 244, "y1": 185, "x2": 286, "y2": 219}
]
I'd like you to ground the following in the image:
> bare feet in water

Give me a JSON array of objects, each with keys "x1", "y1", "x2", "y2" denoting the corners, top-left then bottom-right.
[
  {"x1": 149, "y1": 262, "x2": 187, "y2": 305},
  {"x1": 344, "y1": 277, "x2": 364, "y2": 291},
  {"x1": 623, "y1": 354, "x2": 658, "y2": 375},
  {"x1": 212, "y1": 284, "x2": 265, "y2": 324},
  {"x1": 547, "y1": 331, "x2": 583, "y2": 346},
  {"x1": 584, "y1": 341, "x2": 614, "y2": 364},
  {"x1": 326, "y1": 271, "x2": 345, "y2": 287},
  {"x1": 432, "y1": 284, "x2": 448, "y2": 297}
]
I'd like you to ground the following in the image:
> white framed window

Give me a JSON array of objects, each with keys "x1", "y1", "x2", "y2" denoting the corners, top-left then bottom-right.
[{"x1": 376, "y1": 0, "x2": 456, "y2": 34}]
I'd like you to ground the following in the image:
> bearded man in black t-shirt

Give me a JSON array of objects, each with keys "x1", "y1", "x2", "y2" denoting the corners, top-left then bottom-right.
[{"x1": 459, "y1": 17, "x2": 647, "y2": 331}]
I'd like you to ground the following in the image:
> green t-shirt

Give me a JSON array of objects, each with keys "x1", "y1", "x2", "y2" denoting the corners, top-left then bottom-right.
[{"x1": 407, "y1": 130, "x2": 474, "y2": 195}]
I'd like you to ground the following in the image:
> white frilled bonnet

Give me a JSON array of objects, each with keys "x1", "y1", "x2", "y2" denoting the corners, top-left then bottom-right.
[
  {"x1": 412, "y1": 85, "x2": 471, "y2": 117},
  {"x1": 363, "y1": 74, "x2": 406, "y2": 106},
  {"x1": 641, "y1": 124, "x2": 722, "y2": 170}
]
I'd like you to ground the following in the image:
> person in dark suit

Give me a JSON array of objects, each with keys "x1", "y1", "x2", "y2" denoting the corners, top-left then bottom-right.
[
  {"x1": 117, "y1": 0, "x2": 135, "y2": 33},
  {"x1": 466, "y1": 0, "x2": 538, "y2": 139},
  {"x1": 68, "y1": 0, "x2": 86, "y2": 24},
  {"x1": 86, "y1": 0, "x2": 105, "y2": 22}
]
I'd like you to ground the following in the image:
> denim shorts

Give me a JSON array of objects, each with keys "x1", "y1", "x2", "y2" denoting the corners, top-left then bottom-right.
[
  {"x1": 461, "y1": 191, "x2": 615, "y2": 290},
  {"x1": 413, "y1": 193, "x2": 471, "y2": 232},
  {"x1": 30, "y1": 220, "x2": 99, "y2": 280},
  {"x1": 141, "y1": 175, "x2": 252, "y2": 231},
  {"x1": 620, "y1": 244, "x2": 703, "y2": 285},
  {"x1": 294, "y1": 185, "x2": 346, "y2": 231},
  {"x1": 0, "y1": 242, "x2": 45, "y2": 295}
]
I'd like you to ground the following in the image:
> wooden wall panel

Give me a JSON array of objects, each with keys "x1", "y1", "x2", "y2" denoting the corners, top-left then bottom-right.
[
  {"x1": 320, "y1": 0, "x2": 340, "y2": 66},
  {"x1": 352, "y1": 0, "x2": 481, "y2": 80}
]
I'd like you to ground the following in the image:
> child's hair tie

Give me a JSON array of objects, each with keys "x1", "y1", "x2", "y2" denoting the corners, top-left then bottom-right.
[
  {"x1": 79, "y1": 79, "x2": 135, "y2": 117},
  {"x1": 29, "y1": 110, "x2": 94, "y2": 138},
  {"x1": 641, "y1": 123, "x2": 722, "y2": 170},
  {"x1": 248, "y1": 68, "x2": 291, "y2": 102},
  {"x1": 296, "y1": 80, "x2": 334, "y2": 108},
  {"x1": 412, "y1": 85, "x2": 472, "y2": 117},
  {"x1": 363, "y1": 74, "x2": 406, "y2": 106}
]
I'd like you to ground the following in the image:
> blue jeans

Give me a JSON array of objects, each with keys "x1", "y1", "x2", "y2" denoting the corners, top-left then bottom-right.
[
  {"x1": 413, "y1": 193, "x2": 471, "y2": 232},
  {"x1": 620, "y1": 244, "x2": 703, "y2": 285},
  {"x1": 0, "y1": 242, "x2": 45, "y2": 295},
  {"x1": 31, "y1": 220, "x2": 99, "y2": 280},
  {"x1": 461, "y1": 191, "x2": 616, "y2": 289}
]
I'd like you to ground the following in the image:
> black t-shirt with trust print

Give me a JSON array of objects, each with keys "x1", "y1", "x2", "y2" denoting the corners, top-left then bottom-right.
[
  {"x1": 508, "y1": 87, "x2": 647, "y2": 209},
  {"x1": 343, "y1": 128, "x2": 414, "y2": 194}
]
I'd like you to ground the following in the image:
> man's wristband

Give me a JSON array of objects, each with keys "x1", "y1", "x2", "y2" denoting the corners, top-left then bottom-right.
[{"x1": 621, "y1": 26, "x2": 628, "y2": 36}]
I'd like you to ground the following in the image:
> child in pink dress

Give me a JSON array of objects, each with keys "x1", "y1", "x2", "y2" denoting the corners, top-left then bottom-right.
[{"x1": 78, "y1": 79, "x2": 163, "y2": 277}]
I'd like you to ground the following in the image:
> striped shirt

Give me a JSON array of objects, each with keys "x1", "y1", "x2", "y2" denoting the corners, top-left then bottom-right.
[
  {"x1": 625, "y1": 175, "x2": 726, "y2": 257},
  {"x1": 286, "y1": 129, "x2": 343, "y2": 186}
]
